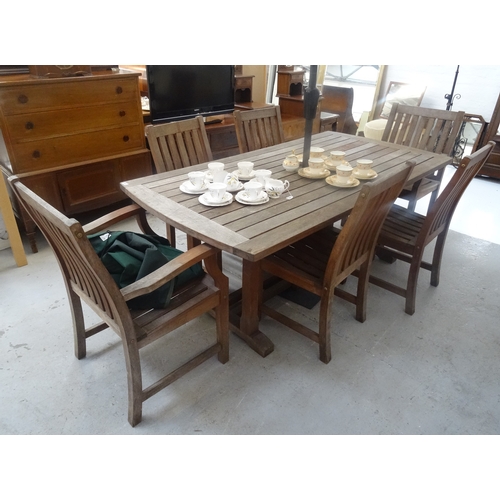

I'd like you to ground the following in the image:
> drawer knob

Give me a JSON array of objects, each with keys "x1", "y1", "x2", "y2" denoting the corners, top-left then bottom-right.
[
  {"x1": 123, "y1": 135, "x2": 129, "y2": 142},
  {"x1": 119, "y1": 110, "x2": 126, "y2": 117},
  {"x1": 18, "y1": 94, "x2": 28, "y2": 104},
  {"x1": 25, "y1": 121, "x2": 34, "y2": 130},
  {"x1": 116, "y1": 86, "x2": 123, "y2": 94},
  {"x1": 32, "y1": 150, "x2": 40, "y2": 159}
]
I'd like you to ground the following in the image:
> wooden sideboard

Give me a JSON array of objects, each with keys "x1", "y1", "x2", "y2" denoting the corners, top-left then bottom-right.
[{"x1": 0, "y1": 70, "x2": 152, "y2": 252}]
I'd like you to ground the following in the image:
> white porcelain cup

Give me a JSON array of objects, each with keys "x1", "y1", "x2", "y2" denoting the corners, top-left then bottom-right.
[
  {"x1": 224, "y1": 171, "x2": 239, "y2": 188},
  {"x1": 336, "y1": 164, "x2": 354, "y2": 185},
  {"x1": 356, "y1": 159, "x2": 374, "y2": 171},
  {"x1": 187, "y1": 171, "x2": 206, "y2": 189},
  {"x1": 265, "y1": 178, "x2": 290, "y2": 198},
  {"x1": 243, "y1": 181, "x2": 264, "y2": 201},
  {"x1": 310, "y1": 146, "x2": 325, "y2": 158},
  {"x1": 329, "y1": 151, "x2": 346, "y2": 166},
  {"x1": 254, "y1": 169, "x2": 272, "y2": 186},
  {"x1": 308, "y1": 157, "x2": 325, "y2": 171},
  {"x1": 208, "y1": 162, "x2": 226, "y2": 183},
  {"x1": 207, "y1": 182, "x2": 227, "y2": 202},
  {"x1": 237, "y1": 161, "x2": 254, "y2": 177}
]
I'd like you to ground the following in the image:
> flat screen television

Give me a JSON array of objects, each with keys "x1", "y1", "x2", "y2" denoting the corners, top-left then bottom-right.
[{"x1": 146, "y1": 65, "x2": 235, "y2": 124}]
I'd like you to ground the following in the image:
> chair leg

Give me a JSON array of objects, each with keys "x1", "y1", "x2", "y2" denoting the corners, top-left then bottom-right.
[
  {"x1": 405, "y1": 249, "x2": 425, "y2": 315},
  {"x1": 123, "y1": 343, "x2": 144, "y2": 427},
  {"x1": 430, "y1": 231, "x2": 448, "y2": 287},
  {"x1": 355, "y1": 260, "x2": 370, "y2": 323},
  {"x1": 318, "y1": 292, "x2": 333, "y2": 364},
  {"x1": 68, "y1": 289, "x2": 87, "y2": 360}
]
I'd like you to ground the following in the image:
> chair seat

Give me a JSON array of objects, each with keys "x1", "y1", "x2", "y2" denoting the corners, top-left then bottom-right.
[
  {"x1": 399, "y1": 177, "x2": 441, "y2": 202},
  {"x1": 264, "y1": 226, "x2": 340, "y2": 295},
  {"x1": 378, "y1": 204, "x2": 425, "y2": 252}
]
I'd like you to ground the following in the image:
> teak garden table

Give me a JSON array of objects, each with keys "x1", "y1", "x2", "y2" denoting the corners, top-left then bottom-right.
[{"x1": 121, "y1": 131, "x2": 451, "y2": 357}]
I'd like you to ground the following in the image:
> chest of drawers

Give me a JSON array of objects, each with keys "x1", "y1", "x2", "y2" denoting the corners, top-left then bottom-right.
[{"x1": 0, "y1": 70, "x2": 152, "y2": 252}]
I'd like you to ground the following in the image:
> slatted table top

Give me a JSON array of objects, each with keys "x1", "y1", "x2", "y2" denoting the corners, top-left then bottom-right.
[{"x1": 122, "y1": 131, "x2": 451, "y2": 262}]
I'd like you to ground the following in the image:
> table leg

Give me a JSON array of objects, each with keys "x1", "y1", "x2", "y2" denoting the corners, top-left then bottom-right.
[{"x1": 229, "y1": 259, "x2": 274, "y2": 357}]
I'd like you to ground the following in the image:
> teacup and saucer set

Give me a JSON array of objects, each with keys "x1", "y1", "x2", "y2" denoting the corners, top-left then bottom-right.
[
  {"x1": 326, "y1": 163, "x2": 360, "y2": 188},
  {"x1": 180, "y1": 171, "x2": 209, "y2": 194},
  {"x1": 352, "y1": 159, "x2": 378, "y2": 180},
  {"x1": 198, "y1": 182, "x2": 233, "y2": 207},
  {"x1": 232, "y1": 161, "x2": 256, "y2": 180},
  {"x1": 299, "y1": 157, "x2": 330, "y2": 179},
  {"x1": 235, "y1": 181, "x2": 269, "y2": 205},
  {"x1": 324, "y1": 151, "x2": 346, "y2": 170}
]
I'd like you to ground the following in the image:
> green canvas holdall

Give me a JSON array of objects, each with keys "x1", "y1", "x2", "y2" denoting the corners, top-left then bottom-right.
[{"x1": 89, "y1": 231, "x2": 204, "y2": 310}]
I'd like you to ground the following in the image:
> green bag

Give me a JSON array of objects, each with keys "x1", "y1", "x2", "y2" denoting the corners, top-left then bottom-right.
[{"x1": 88, "y1": 231, "x2": 204, "y2": 310}]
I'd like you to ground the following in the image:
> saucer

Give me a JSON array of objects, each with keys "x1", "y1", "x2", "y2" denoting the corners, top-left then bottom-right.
[
  {"x1": 198, "y1": 192, "x2": 233, "y2": 207},
  {"x1": 353, "y1": 168, "x2": 378, "y2": 180},
  {"x1": 225, "y1": 181, "x2": 244, "y2": 192},
  {"x1": 325, "y1": 175, "x2": 360, "y2": 188},
  {"x1": 180, "y1": 181, "x2": 208, "y2": 194},
  {"x1": 236, "y1": 191, "x2": 269, "y2": 205},
  {"x1": 233, "y1": 169, "x2": 256, "y2": 181},
  {"x1": 298, "y1": 167, "x2": 331, "y2": 179}
]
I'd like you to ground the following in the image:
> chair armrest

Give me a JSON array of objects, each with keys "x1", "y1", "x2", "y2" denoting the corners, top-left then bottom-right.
[
  {"x1": 120, "y1": 244, "x2": 218, "y2": 301},
  {"x1": 82, "y1": 204, "x2": 147, "y2": 234}
]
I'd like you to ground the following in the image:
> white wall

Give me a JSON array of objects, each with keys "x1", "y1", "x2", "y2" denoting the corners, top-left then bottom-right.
[{"x1": 380, "y1": 65, "x2": 500, "y2": 122}]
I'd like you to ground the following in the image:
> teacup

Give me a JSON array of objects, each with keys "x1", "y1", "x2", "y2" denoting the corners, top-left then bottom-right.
[
  {"x1": 310, "y1": 147, "x2": 325, "y2": 158},
  {"x1": 265, "y1": 178, "x2": 290, "y2": 198},
  {"x1": 329, "y1": 151, "x2": 346, "y2": 167},
  {"x1": 224, "y1": 171, "x2": 240, "y2": 188},
  {"x1": 308, "y1": 157, "x2": 325, "y2": 171},
  {"x1": 336, "y1": 164, "x2": 354, "y2": 185},
  {"x1": 254, "y1": 169, "x2": 272, "y2": 186},
  {"x1": 187, "y1": 171, "x2": 206, "y2": 189},
  {"x1": 356, "y1": 159, "x2": 374, "y2": 171},
  {"x1": 243, "y1": 181, "x2": 264, "y2": 201},
  {"x1": 208, "y1": 162, "x2": 226, "y2": 183},
  {"x1": 207, "y1": 182, "x2": 227, "y2": 202},
  {"x1": 237, "y1": 161, "x2": 254, "y2": 177}
]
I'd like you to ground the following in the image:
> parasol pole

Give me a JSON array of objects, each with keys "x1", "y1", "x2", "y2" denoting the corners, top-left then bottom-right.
[{"x1": 301, "y1": 65, "x2": 320, "y2": 168}]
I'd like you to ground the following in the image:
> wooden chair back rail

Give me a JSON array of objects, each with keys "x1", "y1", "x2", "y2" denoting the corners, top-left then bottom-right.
[
  {"x1": 146, "y1": 116, "x2": 213, "y2": 172},
  {"x1": 371, "y1": 141, "x2": 495, "y2": 315},
  {"x1": 261, "y1": 161, "x2": 415, "y2": 364},
  {"x1": 234, "y1": 106, "x2": 286, "y2": 153},
  {"x1": 381, "y1": 103, "x2": 465, "y2": 213},
  {"x1": 145, "y1": 116, "x2": 213, "y2": 246},
  {"x1": 10, "y1": 178, "x2": 229, "y2": 427},
  {"x1": 383, "y1": 105, "x2": 465, "y2": 155}
]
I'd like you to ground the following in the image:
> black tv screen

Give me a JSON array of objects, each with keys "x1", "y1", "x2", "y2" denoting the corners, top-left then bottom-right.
[{"x1": 146, "y1": 65, "x2": 235, "y2": 123}]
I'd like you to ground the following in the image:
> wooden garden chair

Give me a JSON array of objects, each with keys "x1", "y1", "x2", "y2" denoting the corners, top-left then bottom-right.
[
  {"x1": 233, "y1": 106, "x2": 286, "y2": 153},
  {"x1": 381, "y1": 103, "x2": 465, "y2": 212},
  {"x1": 259, "y1": 161, "x2": 414, "y2": 364},
  {"x1": 369, "y1": 141, "x2": 495, "y2": 315},
  {"x1": 10, "y1": 177, "x2": 229, "y2": 427}
]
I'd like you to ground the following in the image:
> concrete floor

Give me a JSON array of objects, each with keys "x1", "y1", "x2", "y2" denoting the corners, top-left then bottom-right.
[{"x1": 1, "y1": 168, "x2": 499, "y2": 436}]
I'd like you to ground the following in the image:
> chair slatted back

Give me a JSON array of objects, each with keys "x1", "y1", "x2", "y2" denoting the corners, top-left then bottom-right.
[
  {"x1": 146, "y1": 116, "x2": 213, "y2": 172},
  {"x1": 11, "y1": 180, "x2": 129, "y2": 330},
  {"x1": 325, "y1": 162, "x2": 415, "y2": 286},
  {"x1": 420, "y1": 141, "x2": 495, "y2": 244},
  {"x1": 234, "y1": 106, "x2": 286, "y2": 153},
  {"x1": 382, "y1": 104, "x2": 465, "y2": 156}
]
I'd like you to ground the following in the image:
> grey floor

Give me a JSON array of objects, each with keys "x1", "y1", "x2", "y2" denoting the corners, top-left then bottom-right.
[{"x1": 1, "y1": 167, "x2": 499, "y2": 436}]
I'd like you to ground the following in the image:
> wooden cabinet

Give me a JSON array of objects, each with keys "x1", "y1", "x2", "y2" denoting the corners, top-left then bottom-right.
[
  {"x1": 0, "y1": 70, "x2": 152, "y2": 251},
  {"x1": 478, "y1": 92, "x2": 500, "y2": 179}
]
